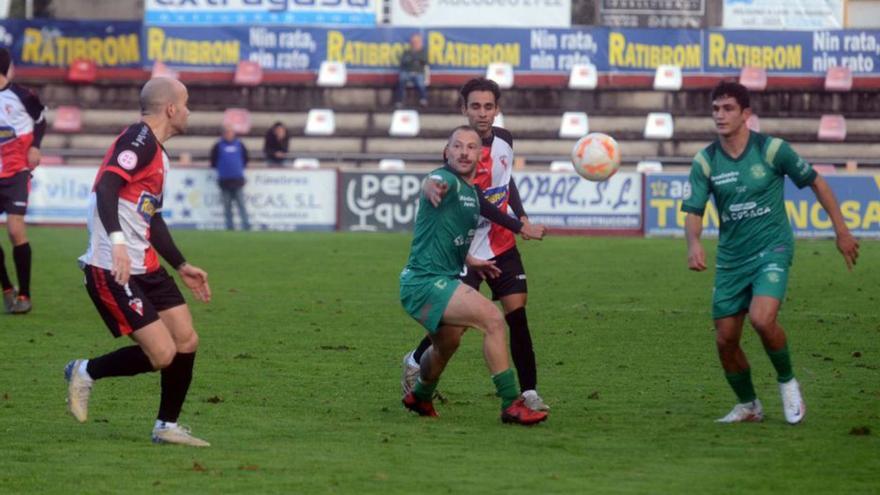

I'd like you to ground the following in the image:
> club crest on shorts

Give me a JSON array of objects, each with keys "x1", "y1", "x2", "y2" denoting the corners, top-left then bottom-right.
[{"x1": 128, "y1": 297, "x2": 144, "y2": 316}]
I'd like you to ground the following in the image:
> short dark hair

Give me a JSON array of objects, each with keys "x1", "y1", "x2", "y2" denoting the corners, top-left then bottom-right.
[
  {"x1": 0, "y1": 48, "x2": 11, "y2": 77},
  {"x1": 459, "y1": 77, "x2": 500, "y2": 107},
  {"x1": 711, "y1": 81, "x2": 750, "y2": 110}
]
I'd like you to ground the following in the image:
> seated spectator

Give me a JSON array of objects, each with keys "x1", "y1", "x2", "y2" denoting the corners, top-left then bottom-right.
[
  {"x1": 394, "y1": 33, "x2": 428, "y2": 108},
  {"x1": 210, "y1": 126, "x2": 251, "y2": 231},
  {"x1": 264, "y1": 122, "x2": 289, "y2": 167}
]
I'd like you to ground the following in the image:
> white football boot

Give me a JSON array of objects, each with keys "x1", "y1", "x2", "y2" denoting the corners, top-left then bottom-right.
[
  {"x1": 401, "y1": 351, "x2": 420, "y2": 397},
  {"x1": 779, "y1": 378, "x2": 806, "y2": 425},
  {"x1": 152, "y1": 423, "x2": 210, "y2": 447},
  {"x1": 65, "y1": 359, "x2": 93, "y2": 423},
  {"x1": 716, "y1": 399, "x2": 764, "y2": 423},
  {"x1": 522, "y1": 390, "x2": 550, "y2": 411}
]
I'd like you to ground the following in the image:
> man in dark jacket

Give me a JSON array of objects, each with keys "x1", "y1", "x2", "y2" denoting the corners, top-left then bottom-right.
[
  {"x1": 394, "y1": 33, "x2": 429, "y2": 108},
  {"x1": 210, "y1": 126, "x2": 251, "y2": 231}
]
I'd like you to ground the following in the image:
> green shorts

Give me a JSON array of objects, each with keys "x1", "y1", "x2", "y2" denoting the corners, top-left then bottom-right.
[
  {"x1": 399, "y1": 270, "x2": 461, "y2": 333},
  {"x1": 713, "y1": 254, "x2": 791, "y2": 320}
]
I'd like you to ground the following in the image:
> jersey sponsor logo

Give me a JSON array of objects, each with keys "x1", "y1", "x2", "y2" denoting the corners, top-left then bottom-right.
[
  {"x1": 459, "y1": 194, "x2": 477, "y2": 208},
  {"x1": 433, "y1": 278, "x2": 448, "y2": 290},
  {"x1": 128, "y1": 297, "x2": 144, "y2": 316},
  {"x1": 482, "y1": 184, "x2": 508, "y2": 207},
  {"x1": 711, "y1": 171, "x2": 739, "y2": 186},
  {"x1": 750, "y1": 163, "x2": 766, "y2": 179},
  {"x1": 117, "y1": 150, "x2": 139, "y2": 170},
  {"x1": 722, "y1": 203, "x2": 771, "y2": 222},
  {"x1": 0, "y1": 125, "x2": 16, "y2": 143},
  {"x1": 133, "y1": 125, "x2": 150, "y2": 148},
  {"x1": 137, "y1": 192, "x2": 160, "y2": 222}
]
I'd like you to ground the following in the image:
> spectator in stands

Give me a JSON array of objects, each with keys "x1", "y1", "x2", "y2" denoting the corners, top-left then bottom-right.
[
  {"x1": 394, "y1": 33, "x2": 429, "y2": 108},
  {"x1": 264, "y1": 122, "x2": 289, "y2": 168},
  {"x1": 210, "y1": 126, "x2": 251, "y2": 231}
]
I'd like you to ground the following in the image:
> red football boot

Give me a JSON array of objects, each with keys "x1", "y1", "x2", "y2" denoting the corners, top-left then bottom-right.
[
  {"x1": 501, "y1": 398, "x2": 548, "y2": 425},
  {"x1": 402, "y1": 391, "x2": 438, "y2": 417}
]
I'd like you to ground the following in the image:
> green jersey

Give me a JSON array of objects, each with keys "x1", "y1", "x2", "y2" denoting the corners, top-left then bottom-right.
[
  {"x1": 402, "y1": 167, "x2": 480, "y2": 279},
  {"x1": 681, "y1": 132, "x2": 817, "y2": 267}
]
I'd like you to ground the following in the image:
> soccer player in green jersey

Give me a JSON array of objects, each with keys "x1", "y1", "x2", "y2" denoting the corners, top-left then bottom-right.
[
  {"x1": 399, "y1": 125, "x2": 548, "y2": 425},
  {"x1": 682, "y1": 82, "x2": 860, "y2": 424}
]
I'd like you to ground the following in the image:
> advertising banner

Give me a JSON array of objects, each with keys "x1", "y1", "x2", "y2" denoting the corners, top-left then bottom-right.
[
  {"x1": 514, "y1": 171, "x2": 642, "y2": 230},
  {"x1": 644, "y1": 173, "x2": 880, "y2": 238},
  {"x1": 339, "y1": 170, "x2": 424, "y2": 232},
  {"x1": 0, "y1": 19, "x2": 142, "y2": 68},
  {"x1": 600, "y1": 0, "x2": 706, "y2": 29},
  {"x1": 144, "y1": 0, "x2": 376, "y2": 27},
  {"x1": 723, "y1": 0, "x2": 843, "y2": 30},
  {"x1": 606, "y1": 27, "x2": 703, "y2": 72},
  {"x1": 164, "y1": 168, "x2": 336, "y2": 231},
  {"x1": 389, "y1": 0, "x2": 571, "y2": 28},
  {"x1": 23, "y1": 166, "x2": 336, "y2": 231}
]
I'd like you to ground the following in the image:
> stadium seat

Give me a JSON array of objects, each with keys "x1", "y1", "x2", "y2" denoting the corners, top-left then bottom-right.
[
  {"x1": 305, "y1": 109, "x2": 336, "y2": 136},
  {"x1": 825, "y1": 66, "x2": 852, "y2": 92},
  {"x1": 549, "y1": 160, "x2": 573, "y2": 172},
  {"x1": 493, "y1": 112, "x2": 505, "y2": 129},
  {"x1": 389, "y1": 110, "x2": 420, "y2": 137},
  {"x1": 52, "y1": 106, "x2": 82, "y2": 133},
  {"x1": 558, "y1": 112, "x2": 589, "y2": 139},
  {"x1": 234, "y1": 60, "x2": 263, "y2": 86},
  {"x1": 66, "y1": 59, "x2": 97, "y2": 83},
  {"x1": 812, "y1": 164, "x2": 837, "y2": 175},
  {"x1": 40, "y1": 154, "x2": 64, "y2": 165},
  {"x1": 739, "y1": 66, "x2": 767, "y2": 91},
  {"x1": 378, "y1": 159, "x2": 406, "y2": 171},
  {"x1": 486, "y1": 62, "x2": 514, "y2": 89},
  {"x1": 317, "y1": 61, "x2": 347, "y2": 87},
  {"x1": 568, "y1": 63, "x2": 598, "y2": 90},
  {"x1": 818, "y1": 114, "x2": 846, "y2": 141},
  {"x1": 151, "y1": 60, "x2": 178, "y2": 79},
  {"x1": 636, "y1": 160, "x2": 663, "y2": 173},
  {"x1": 746, "y1": 114, "x2": 761, "y2": 132},
  {"x1": 644, "y1": 112, "x2": 674, "y2": 139},
  {"x1": 292, "y1": 158, "x2": 320, "y2": 169},
  {"x1": 653, "y1": 65, "x2": 681, "y2": 91},
  {"x1": 222, "y1": 108, "x2": 252, "y2": 134}
]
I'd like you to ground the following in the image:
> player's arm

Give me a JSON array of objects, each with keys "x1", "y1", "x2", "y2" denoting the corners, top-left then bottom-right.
[
  {"x1": 810, "y1": 176, "x2": 859, "y2": 270},
  {"x1": 476, "y1": 186, "x2": 545, "y2": 240},
  {"x1": 94, "y1": 173, "x2": 131, "y2": 285},
  {"x1": 150, "y1": 214, "x2": 211, "y2": 302},
  {"x1": 422, "y1": 173, "x2": 449, "y2": 207},
  {"x1": 681, "y1": 153, "x2": 712, "y2": 272},
  {"x1": 507, "y1": 178, "x2": 543, "y2": 240},
  {"x1": 14, "y1": 84, "x2": 47, "y2": 168}
]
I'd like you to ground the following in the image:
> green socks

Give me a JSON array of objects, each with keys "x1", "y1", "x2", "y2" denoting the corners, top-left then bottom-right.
[
  {"x1": 492, "y1": 369, "x2": 518, "y2": 409},
  {"x1": 413, "y1": 378, "x2": 437, "y2": 402},
  {"x1": 767, "y1": 344, "x2": 795, "y2": 383},
  {"x1": 725, "y1": 369, "x2": 757, "y2": 403}
]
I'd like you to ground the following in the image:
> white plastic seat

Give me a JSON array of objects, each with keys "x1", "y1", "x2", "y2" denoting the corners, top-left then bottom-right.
[
  {"x1": 317, "y1": 61, "x2": 347, "y2": 87},
  {"x1": 568, "y1": 63, "x2": 597, "y2": 90},
  {"x1": 305, "y1": 109, "x2": 336, "y2": 136},
  {"x1": 653, "y1": 65, "x2": 682, "y2": 91},
  {"x1": 558, "y1": 112, "x2": 589, "y2": 139},
  {"x1": 636, "y1": 161, "x2": 663, "y2": 173},
  {"x1": 389, "y1": 110, "x2": 420, "y2": 137},
  {"x1": 486, "y1": 62, "x2": 514, "y2": 89},
  {"x1": 644, "y1": 112, "x2": 674, "y2": 140},
  {"x1": 292, "y1": 158, "x2": 320, "y2": 169},
  {"x1": 378, "y1": 159, "x2": 405, "y2": 171}
]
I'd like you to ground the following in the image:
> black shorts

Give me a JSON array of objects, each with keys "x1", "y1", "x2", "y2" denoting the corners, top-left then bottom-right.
[
  {"x1": 84, "y1": 265, "x2": 186, "y2": 338},
  {"x1": 460, "y1": 246, "x2": 528, "y2": 300},
  {"x1": 0, "y1": 171, "x2": 30, "y2": 215}
]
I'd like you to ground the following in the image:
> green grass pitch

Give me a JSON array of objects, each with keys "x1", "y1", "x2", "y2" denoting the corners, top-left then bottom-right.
[{"x1": 1, "y1": 227, "x2": 878, "y2": 494}]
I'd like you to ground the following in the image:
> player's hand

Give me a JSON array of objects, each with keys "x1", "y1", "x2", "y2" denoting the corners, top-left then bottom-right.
[
  {"x1": 466, "y1": 255, "x2": 501, "y2": 280},
  {"x1": 110, "y1": 244, "x2": 131, "y2": 285},
  {"x1": 519, "y1": 219, "x2": 546, "y2": 241},
  {"x1": 687, "y1": 243, "x2": 707, "y2": 271},
  {"x1": 836, "y1": 230, "x2": 859, "y2": 271},
  {"x1": 178, "y1": 263, "x2": 211, "y2": 303},
  {"x1": 424, "y1": 179, "x2": 448, "y2": 207},
  {"x1": 27, "y1": 147, "x2": 41, "y2": 170}
]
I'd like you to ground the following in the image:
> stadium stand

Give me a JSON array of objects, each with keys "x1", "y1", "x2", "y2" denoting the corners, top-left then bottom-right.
[
  {"x1": 66, "y1": 59, "x2": 97, "y2": 84},
  {"x1": 234, "y1": 61, "x2": 264, "y2": 87},
  {"x1": 558, "y1": 112, "x2": 589, "y2": 139},
  {"x1": 389, "y1": 110, "x2": 420, "y2": 137},
  {"x1": 644, "y1": 112, "x2": 674, "y2": 140},
  {"x1": 222, "y1": 108, "x2": 252, "y2": 134},
  {"x1": 653, "y1": 65, "x2": 682, "y2": 91},
  {"x1": 305, "y1": 109, "x2": 336, "y2": 136},
  {"x1": 636, "y1": 160, "x2": 664, "y2": 173},
  {"x1": 379, "y1": 159, "x2": 406, "y2": 171},
  {"x1": 824, "y1": 66, "x2": 853, "y2": 92},
  {"x1": 317, "y1": 61, "x2": 347, "y2": 88},
  {"x1": 51, "y1": 106, "x2": 82, "y2": 133},
  {"x1": 292, "y1": 158, "x2": 320, "y2": 169},
  {"x1": 818, "y1": 114, "x2": 847, "y2": 141}
]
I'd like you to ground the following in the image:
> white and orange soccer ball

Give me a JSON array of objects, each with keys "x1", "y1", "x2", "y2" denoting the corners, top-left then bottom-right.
[{"x1": 571, "y1": 132, "x2": 621, "y2": 182}]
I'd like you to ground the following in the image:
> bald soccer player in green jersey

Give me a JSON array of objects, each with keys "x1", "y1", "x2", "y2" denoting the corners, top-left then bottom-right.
[
  {"x1": 683, "y1": 82, "x2": 859, "y2": 425},
  {"x1": 400, "y1": 125, "x2": 548, "y2": 426}
]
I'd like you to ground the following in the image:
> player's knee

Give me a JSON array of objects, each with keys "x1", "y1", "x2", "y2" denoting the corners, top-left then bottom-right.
[
  {"x1": 151, "y1": 346, "x2": 177, "y2": 369},
  {"x1": 175, "y1": 330, "x2": 199, "y2": 354},
  {"x1": 484, "y1": 312, "x2": 506, "y2": 337},
  {"x1": 715, "y1": 332, "x2": 739, "y2": 351},
  {"x1": 748, "y1": 313, "x2": 775, "y2": 333}
]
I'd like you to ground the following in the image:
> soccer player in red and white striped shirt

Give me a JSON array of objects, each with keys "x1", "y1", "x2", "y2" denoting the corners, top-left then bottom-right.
[
  {"x1": 65, "y1": 78, "x2": 211, "y2": 447},
  {"x1": 0, "y1": 48, "x2": 46, "y2": 314}
]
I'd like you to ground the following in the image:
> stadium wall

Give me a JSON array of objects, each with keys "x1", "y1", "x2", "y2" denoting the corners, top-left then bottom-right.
[{"x1": 16, "y1": 165, "x2": 880, "y2": 239}]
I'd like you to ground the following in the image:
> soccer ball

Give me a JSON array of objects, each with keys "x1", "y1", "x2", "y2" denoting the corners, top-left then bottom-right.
[{"x1": 571, "y1": 133, "x2": 621, "y2": 181}]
